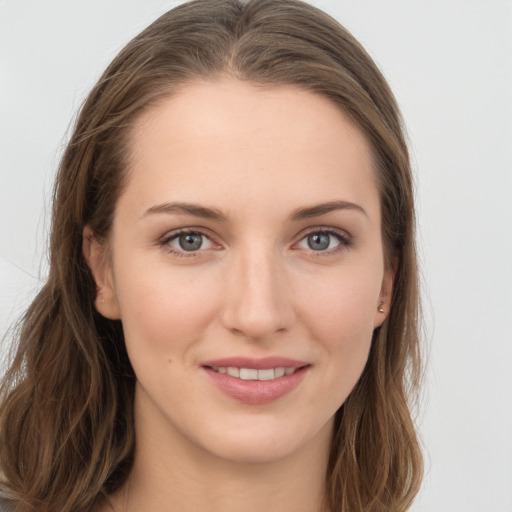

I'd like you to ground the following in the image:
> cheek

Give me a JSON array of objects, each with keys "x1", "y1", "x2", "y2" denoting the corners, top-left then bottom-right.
[
  {"x1": 295, "y1": 266, "x2": 380, "y2": 387},
  {"x1": 113, "y1": 262, "x2": 221, "y2": 359},
  {"x1": 298, "y1": 266, "x2": 380, "y2": 339}
]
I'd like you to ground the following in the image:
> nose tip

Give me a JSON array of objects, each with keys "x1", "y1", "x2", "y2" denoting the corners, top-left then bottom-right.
[
  {"x1": 220, "y1": 251, "x2": 293, "y2": 341},
  {"x1": 226, "y1": 300, "x2": 289, "y2": 340}
]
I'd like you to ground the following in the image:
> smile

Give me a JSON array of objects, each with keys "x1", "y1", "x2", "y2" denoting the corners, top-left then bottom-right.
[
  {"x1": 209, "y1": 366, "x2": 297, "y2": 380},
  {"x1": 202, "y1": 359, "x2": 311, "y2": 405}
]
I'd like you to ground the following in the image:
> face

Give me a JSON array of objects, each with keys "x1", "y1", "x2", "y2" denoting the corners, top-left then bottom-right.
[{"x1": 85, "y1": 77, "x2": 392, "y2": 465}]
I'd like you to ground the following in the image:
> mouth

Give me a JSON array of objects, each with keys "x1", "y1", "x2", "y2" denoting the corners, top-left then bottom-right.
[
  {"x1": 207, "y1": 366, "x2": 301, "y2": 380},
  {"x1": 201, "y1": 357, "x2": 311, "y2": 405}
]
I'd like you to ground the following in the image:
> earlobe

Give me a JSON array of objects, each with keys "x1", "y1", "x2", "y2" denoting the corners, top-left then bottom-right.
[
  {"x1": 373, "y1": 259, "x2": 396, "y2": 328},
  {"x1": 82, "y1": 225, "x2": 121, "y2": 320}
]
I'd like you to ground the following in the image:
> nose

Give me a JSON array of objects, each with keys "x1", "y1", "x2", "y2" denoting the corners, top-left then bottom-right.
[{"x1": 220, "y1": 243, "x2": 294, "y2": 341}]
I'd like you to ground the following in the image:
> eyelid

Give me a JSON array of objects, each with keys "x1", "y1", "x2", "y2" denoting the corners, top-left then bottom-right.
[
  {"x1": 293, "y1": 226, "x2": 353, "y2": 254},
  {"x1": 296, "y1": 225, "x2": 352, "y2": 241},
  {"x1": 158, "y1": 227, "x2": 221, "y2": 257}
]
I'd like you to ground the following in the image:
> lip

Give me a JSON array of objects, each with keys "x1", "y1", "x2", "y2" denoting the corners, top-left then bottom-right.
[
  {"x1": 201, "y1": 356, "x2": 309, "y2": 370},
  {"x1": 201, "y1": 356, "x2": 311, "y2": 405}
]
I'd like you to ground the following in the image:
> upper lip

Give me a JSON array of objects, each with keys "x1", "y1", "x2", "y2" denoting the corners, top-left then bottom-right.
[{"x1": 201, "y1": 356, "x2": 310, "y2": 370}]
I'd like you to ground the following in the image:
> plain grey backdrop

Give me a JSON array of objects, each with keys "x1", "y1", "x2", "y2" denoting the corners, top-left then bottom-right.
[{"x1": 1, "y1": 1, "x2": 511, "y2": 510}]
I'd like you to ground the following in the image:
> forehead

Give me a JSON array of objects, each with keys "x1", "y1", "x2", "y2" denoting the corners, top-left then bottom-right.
[{"x1": 123, "y1": 77, "x2": 380, "y2": 221}]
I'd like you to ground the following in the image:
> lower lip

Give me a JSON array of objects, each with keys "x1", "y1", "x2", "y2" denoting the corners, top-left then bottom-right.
[{"x1": 202, "y1": 366, "x2": 310, "y2": 405}]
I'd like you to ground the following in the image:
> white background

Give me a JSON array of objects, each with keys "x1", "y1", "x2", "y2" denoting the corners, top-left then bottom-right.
[{"x1": 1, "y1": 1, "x2": 511, "y2": 510}]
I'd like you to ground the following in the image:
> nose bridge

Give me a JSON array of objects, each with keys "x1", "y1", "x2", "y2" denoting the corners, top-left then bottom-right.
[{"x1": 222, "y1": 239, "x2": 292, "y2": 339}]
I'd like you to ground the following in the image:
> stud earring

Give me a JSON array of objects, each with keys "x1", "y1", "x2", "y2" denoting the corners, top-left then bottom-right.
[{"x1": 378, "y1": 302, "x2": 384, "y2": 313}]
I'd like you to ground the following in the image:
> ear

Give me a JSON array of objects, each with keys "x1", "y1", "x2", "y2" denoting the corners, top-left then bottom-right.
[
  {"x1": 373, "y1": 257, "x2": 397, "y2": 328},
  {"x1": 82, "y1": 225, "x2": 121, "y2": 320}
]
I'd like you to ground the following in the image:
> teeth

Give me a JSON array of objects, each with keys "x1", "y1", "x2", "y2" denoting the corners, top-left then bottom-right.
[
  {"x1": 274, "y1": 367, "x2": 286, "y2": 378},
  {"x1": 257, "y1": 369, "x2": 275, "y2": 381},
  {"x1": 212, "y1": 366, "x2": 297, "y2": 380},
  {"x1": 240, "y1": 368, "x2": 258, "y2": 380},
  {"x1": 227, "y1": 367, "x2": 240, "y2": 378}
]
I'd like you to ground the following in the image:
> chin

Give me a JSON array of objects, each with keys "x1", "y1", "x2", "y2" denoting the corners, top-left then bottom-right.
[
  {"x1": 207, "y1": 438, "x2": 304, "y2": 464},
  {"x1": 193, "y1": 415, "x2": 334, "y2": 465}
]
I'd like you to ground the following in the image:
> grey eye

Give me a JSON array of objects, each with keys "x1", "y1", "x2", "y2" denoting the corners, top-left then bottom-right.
[
  {"x1": 164, "y1": 230, "x2": 214, "y2": 254},
  {"x1": 178, "y1": 233, "x2": 203, "y2": 251},
  {"x1": 307, "y1": 233, "x2": 331, "y2": 251},
  {"x1": 297, "y1": 231, "x2": 345, "y2": 252}
]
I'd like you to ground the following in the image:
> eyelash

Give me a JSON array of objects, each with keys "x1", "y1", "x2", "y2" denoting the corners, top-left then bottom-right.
[
  {"x1": 158, "y1": 227, "x2": 353, "y2": 258},
  {"x1": 295, "y1": 228, "x2": 353, "y2": 256},
  {"x1": 158, "y1": 228, "x2": 216, "y2": 258}
]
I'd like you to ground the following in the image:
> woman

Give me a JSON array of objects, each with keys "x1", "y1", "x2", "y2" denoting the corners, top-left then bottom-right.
[{"x1": 0, "y1": 0, "x2": 423, "y2": 510}]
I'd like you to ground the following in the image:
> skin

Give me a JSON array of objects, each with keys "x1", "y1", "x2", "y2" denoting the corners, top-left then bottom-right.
[{"x1": 85, "y1": 77, "x2": 393, "y2": 512}]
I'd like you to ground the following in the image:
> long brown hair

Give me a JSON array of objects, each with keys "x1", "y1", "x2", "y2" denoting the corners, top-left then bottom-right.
[{"x1": 0, "y1": 1, "x2": 423, "y2": 510}]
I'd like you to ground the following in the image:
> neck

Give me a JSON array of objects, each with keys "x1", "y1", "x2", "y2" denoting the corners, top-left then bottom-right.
[{"x1": 110, "y1": 386, "x2": 332, "y2": 512}]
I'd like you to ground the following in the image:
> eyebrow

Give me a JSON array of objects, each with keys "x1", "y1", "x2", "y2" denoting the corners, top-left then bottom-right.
[
  {"x1": 289, "y1": 200, "x2": 367, "y2": 221},
  {"x1": 141, "y1": 200, "x2": 367, "y2": 222},
  {"x1": 141, "y1": 202, "x2": 227, "y2": 221}
]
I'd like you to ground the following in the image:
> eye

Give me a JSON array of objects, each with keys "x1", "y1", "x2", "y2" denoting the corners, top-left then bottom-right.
[
  {"x1": 161, "y1": 230, "x2": 215, "y2": 255},
  {"x1": 296, "y1": 229, "x2": 351, "y2": 253}
]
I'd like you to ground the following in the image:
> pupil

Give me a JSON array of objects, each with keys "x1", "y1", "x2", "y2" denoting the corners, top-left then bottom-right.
[
  {"x1": 179, "y1": 233, "x2": 202, "y2": 251},
  {"x1": 308, "y1": 233, "x2": 330, "y2": 251}
]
